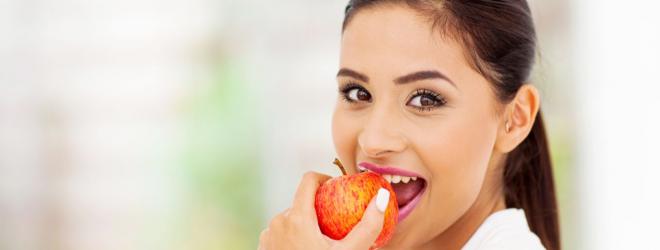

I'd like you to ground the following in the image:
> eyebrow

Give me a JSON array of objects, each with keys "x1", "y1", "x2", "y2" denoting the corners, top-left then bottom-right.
[
  {"x1": 336, "y1": 68, "x2": 369, "y2": 83},
  {"x1": 395, "y1": 70, "x2": 455, "y2": 87},
  {"x1": 336, "y1": 67, "x2": 456, "y2": 88}
]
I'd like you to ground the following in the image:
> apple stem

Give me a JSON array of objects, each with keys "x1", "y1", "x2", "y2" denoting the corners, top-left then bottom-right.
[{"x1": 333, "y1": 158, "x2": 348, "y2": 176}]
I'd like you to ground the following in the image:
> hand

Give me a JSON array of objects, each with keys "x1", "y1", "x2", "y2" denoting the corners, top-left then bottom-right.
[{"x1": 258, "y1": 171, "x2": 391, "y2": 250}]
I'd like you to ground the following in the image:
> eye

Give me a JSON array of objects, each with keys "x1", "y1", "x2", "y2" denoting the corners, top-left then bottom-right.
[
  {"x1": 347, "y1": 88, "x2": 371, "y2": 101},
  {"x1": 340, "y1": 83, "x2": 371, "y2": 103},
  {"x1": 407, "y1": 89, "x2": 446, "y2": 111}
]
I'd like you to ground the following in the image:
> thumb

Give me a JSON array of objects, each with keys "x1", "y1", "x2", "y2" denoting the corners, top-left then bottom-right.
[{"x1": 339, "y1": 188, "x2": 390, "y2": 249}]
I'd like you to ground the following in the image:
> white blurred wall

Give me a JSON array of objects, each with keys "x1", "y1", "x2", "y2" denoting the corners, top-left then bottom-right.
[
  {"x1": 574, "y1": 0, "x2": 660, "y2": 249},
  {"x1": 0, "y1": 0, "x2": 218, "y2": 249}
]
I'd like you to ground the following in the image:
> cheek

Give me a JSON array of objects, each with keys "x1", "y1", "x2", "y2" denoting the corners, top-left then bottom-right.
[
  {"x1": 413, "y1": 110, "x2": 499, "y2": 229},
  {"x1": 332, "y1": 108, "x2": 360, "y2": 169}
]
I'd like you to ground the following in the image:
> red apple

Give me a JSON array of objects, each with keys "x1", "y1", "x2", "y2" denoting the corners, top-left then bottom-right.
[{"x1": 315, "y1": 170, "x2": 398, "y2": 249}]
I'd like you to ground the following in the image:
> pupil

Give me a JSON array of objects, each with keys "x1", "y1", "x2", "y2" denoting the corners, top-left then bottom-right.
[
  {"x1": 357, "y1": 90, "x2": 370, "y2": 101},
  {"x1": 420, "y1": 96, "x2": 434, "y2": 106}
]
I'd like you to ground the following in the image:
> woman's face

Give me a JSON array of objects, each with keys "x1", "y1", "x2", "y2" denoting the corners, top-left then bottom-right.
[{"x1": 332, "y1": 5, "x2": 507, "y2": 248}]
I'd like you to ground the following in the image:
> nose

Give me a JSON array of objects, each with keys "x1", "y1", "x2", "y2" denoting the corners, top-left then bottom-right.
[{"x1": 357, "y1": 107, "x2": 408, "y2": 159}]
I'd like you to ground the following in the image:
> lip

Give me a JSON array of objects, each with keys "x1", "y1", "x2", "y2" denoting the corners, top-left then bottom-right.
[
  {"x1": 397, "y1": 184, "x2": 426, "y2": 222},
  {"x1": 358, "y1": 162, "x2": 423, "y2": 178},
  {"x1": 357, "y1": 161, "x2": 426, "y2": 222}
]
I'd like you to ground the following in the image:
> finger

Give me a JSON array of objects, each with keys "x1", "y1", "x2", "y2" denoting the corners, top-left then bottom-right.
[
  {"x1": 258, "y1": 228, "x2": 269, "y2": 250},
  {"x1": 292, "y1": 171, "x2": 331, "y2": 216},
  {"x1": 339, "y1": 188, "x2": 390, "y2": 249}
]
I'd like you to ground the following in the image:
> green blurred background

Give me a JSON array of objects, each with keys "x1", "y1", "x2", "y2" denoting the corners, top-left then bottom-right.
[{"x1": 0, "y1": 0, "x2": 576, "y2": 249}]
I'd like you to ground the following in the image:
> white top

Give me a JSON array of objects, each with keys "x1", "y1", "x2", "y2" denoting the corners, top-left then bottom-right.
[{"x1": 462, "y1": 208, "x2": 545, "y2": 250}]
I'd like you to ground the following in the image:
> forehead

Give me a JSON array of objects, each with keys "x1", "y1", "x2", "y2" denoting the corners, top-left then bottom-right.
[{"x1": 340, "y1": 5, "x2": 470, "y2": 79}]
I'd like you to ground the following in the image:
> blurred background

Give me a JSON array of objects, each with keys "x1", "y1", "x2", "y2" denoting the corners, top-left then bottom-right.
[{"x1": 0, "y1": 0, "x2": 658, "y2": 249}]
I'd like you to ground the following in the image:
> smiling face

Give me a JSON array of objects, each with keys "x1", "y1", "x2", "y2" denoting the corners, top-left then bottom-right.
[{"x1": 332, "y1": 4, "x2": 509, "y2": 249}]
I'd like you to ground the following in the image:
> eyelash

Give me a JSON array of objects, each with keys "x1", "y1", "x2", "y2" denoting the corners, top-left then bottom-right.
[{"x1": 338, "y1": 83, "x2": 447, "y2": 112}]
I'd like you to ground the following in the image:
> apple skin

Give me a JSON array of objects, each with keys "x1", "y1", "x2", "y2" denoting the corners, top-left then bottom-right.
[{"x1": 314, "y1": 171, "x2": 398, "y2": 249}]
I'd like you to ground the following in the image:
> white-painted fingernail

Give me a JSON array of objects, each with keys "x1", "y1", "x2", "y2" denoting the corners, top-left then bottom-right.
[{"x1": 376, "y1": 188, "x2": 389, "y2": 213}]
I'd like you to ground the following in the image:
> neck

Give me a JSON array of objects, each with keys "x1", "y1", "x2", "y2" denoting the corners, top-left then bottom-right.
[{"x1": 417, "y1": 169, "x2": 507, "y2": 250}]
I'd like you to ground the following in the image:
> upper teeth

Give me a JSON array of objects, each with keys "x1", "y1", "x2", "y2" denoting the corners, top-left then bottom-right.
[{"x1": 358, "y1": 167, "x2": 419, "y2": 184}]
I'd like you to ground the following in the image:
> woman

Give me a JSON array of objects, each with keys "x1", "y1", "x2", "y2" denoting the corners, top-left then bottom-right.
[{"x1": 259, "y1": 0, "x2": 559, "y2": 249}]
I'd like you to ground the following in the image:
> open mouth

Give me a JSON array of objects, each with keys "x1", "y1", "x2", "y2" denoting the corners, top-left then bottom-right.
[{"x1": 358, "y1": 162, "x2": 427, "y2": 222}]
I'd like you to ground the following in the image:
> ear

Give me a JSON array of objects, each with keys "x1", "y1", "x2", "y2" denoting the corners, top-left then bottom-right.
[{"x1": 495, "y1": 84, "x2": 541, "y2": 153}]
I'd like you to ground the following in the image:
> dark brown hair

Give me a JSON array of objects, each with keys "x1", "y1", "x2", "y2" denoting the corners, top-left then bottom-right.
[{"x1": 342, "y1": 1, "x2": 560, "y2": 249}]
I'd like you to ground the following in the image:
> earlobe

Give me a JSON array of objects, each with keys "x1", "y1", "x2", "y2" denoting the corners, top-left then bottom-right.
[{"x1": 495, "y1": 85, "x2": 541, "y2": 153}]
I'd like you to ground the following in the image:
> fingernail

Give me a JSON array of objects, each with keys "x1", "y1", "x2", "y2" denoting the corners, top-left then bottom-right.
[{"x1": 376, "y1": 188, "x2": 389, "y2": 213}]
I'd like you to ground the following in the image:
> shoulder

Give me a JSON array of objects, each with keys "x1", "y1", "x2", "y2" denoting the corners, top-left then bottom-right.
[{"x1": 462, "y1": 208, "x2": 546, "y2": 250}]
